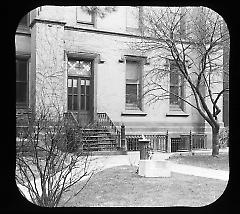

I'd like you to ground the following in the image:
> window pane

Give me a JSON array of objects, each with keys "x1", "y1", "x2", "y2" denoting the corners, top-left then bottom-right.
[
  {"x1": 81, "y1": 85, "x2": 85, "y2": 95},
  {"x1": 86, "y1": 96, "x2": 90, "y2": 110},
  {"x1": 68, "y1": 95, "x2": 72, "y2": 110},
  {"x1": 81, "y1": 79, "x2": 85, "y2": 85},
  {"x1": 126, "y1": 61, "x2": 138, "y2": 80},
  {"x1": 73, "y1": 79, "x2": 77, "y2": 87},
  {"x1": 126, "y1": 84, "x2": 138, "y2": 104},
  {"x1": 170, "y1": 86, "x2": 179, "y2": 105},
  {"x1": 19, "y1": 14, "x2": 28, "y2": 26},
  {"x1": 68, "y1": 87, "x2": 72, "y2": 94},
  {"x1": 170, "y1": 72, "x2": 179, "y2": 85},
  {"x1": 85, "y1": 79, "x2": 90, "y2": 86},
  {"x1": 73, "y1": 87, "x2": 78, "y2": 94},
  {"x1": 86, "y1": 85, "x2": 90, "y2": 95},
  {"x1": 76, "y1": 7, "x2": 93, "y2": 23},
  {"x1": 16, "y1": 82, "x2": 27, "y2": 103},
  {"x1": 126, "y1": 6, "x2": 139, "y2": 28},
  {"x1": 68, "y1": 79, "x2": 72, "y2": 87},
  {"x1": 81, "y1": 95, "x2": 85, "y2": 110},
  {"x1": 68, "y1": 60, "x2": 91, "y2": 76},
  {"x1": 73, "y1": 95, "x2": 78, "y2": 110},
  {"x1": 16, "y1": 60, "x2": 27, "y2": 81}
]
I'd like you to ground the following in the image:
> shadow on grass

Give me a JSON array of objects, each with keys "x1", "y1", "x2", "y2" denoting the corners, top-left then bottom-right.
[
  {"x1": 169, "y1": 153, "x2": 229, "y2": 171},
  {"x1": 59, "y1": 165, "x2": 228, "y2": 207}
]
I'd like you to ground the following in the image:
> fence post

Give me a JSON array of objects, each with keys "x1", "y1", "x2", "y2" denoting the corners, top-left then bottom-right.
[
  {"x1": 189, "y1": 130, "x2": 192, "y2": 152},
  {"x1": 121, "y1": 124, "x2": 126, "y2": 150},
  {"x1": 165, "y1": 130, "x2": 168, "y2": 152}
]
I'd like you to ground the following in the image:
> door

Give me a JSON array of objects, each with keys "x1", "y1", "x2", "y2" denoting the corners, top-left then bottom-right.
[{"x1": 67, "y1": 59, "x2": 93, "y2": 127}]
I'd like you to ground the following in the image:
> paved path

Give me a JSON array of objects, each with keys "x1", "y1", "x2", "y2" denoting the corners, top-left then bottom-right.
[{"x1": 90, "y1": 151, "x2": 229, "y2": 181}]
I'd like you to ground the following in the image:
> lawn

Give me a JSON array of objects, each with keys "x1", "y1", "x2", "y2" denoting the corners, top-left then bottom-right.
[
  {"x1": 59, "y1": 165, "x2": 228, "y2": 207},
  {"x1": 169, "y1": 153, "x2": 229, "y2": 171}
]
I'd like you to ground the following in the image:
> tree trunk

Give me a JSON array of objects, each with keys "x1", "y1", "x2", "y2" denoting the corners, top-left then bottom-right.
[{"x1": 212, "y1": 126, "x2": 220, "y2": 157}]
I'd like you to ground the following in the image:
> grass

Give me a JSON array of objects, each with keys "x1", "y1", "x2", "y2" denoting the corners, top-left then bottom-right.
[
  {"x1": 169, "y1": 152, "x2": 229, "y2": 171},
  {"x1": 59, "y1": 165, "x2": 228, "y2": 207}
]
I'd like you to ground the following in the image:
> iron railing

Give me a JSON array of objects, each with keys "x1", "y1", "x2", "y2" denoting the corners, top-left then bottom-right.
[
  {"x1": 171, "y1": 132, "x2": 207, "y2": 152},
  {"x1": 126, "y1": 133, "x2": 168, "y2": 152},
  {"x1": 96, "y1": 112, "x2": 121, "y2": 147}
]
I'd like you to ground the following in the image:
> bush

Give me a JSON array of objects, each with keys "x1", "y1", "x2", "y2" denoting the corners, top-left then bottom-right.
[
  {"x1": 16, "y1": 110, "x2": 93, "y2": 207},
  {"x1": 219, "y1": 127, "x2": 229, "y2": 148}
]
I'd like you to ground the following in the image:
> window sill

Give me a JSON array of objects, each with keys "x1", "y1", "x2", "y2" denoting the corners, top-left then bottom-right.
[
  {"x1": 121, "y1": 110, "x2": 147, "y2": 116},
  {"x1": 166, "y1": 112, "x2": 189, "y2": 117},
  {"x1": 77, "y1": 21, "x2": 94, "y2": 26}
]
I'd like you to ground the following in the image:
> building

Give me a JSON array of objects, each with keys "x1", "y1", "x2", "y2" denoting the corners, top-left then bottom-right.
[{"x1": 15, "y1": 6, "x2": 229, "y2": 152}]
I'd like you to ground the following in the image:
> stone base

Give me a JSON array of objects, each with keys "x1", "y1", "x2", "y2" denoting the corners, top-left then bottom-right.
[{"x1": 138, "y1": 160, "x2": 171, "y2": 177}]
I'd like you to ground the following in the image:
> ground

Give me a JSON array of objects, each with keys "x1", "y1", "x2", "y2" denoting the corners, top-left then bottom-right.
[{"x1": 59, "y1": 165, "x2": 228, "y2": 207}]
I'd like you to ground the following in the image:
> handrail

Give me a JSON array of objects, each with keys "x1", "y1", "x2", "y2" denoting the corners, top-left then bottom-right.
[
  {"x1": 96, "y1": 112, "x2": 120, "y2": 136},
  {"x1": 96, "y1": 112, "x2": 121, "y2": 148}
]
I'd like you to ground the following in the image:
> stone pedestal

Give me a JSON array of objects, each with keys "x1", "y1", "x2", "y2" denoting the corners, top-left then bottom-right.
[{"x1": 138, "y1": 160, "x2": 171, "y2": 177}]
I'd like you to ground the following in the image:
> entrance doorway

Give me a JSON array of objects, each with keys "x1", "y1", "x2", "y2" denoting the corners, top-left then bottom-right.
[{"x1": 67, "y1": 59, "x2": 93, "y2": 127}]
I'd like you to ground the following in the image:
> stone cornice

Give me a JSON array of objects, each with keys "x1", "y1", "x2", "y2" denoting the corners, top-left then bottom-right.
[
  {"x1": 64, "y1": 25, "x2": 142, "y2": 39},
  {"x1": 29, "y1": 18, "x2": 66, "y2": 28}
]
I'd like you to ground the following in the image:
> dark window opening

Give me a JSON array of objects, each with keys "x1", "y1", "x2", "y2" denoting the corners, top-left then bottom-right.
[{"x1": 16, "y1": 58, "x2": 28, "y2": 108}]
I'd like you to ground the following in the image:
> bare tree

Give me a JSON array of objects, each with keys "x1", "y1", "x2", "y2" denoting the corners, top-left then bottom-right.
[
  {"x1": 132, "y1": 6, "x2": 229, "y2": 156},
  {"x1": 16, "y1": 104, "x2": 97, "y2": 207},
  {"x1": 15, "y1": 6, "x2": 118, "y2": 206}
]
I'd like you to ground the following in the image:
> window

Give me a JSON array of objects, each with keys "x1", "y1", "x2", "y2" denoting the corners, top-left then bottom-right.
[
  {"x1": 76, "y1": 7, "x2": 94, "y2": 25},
  {"x1": 126, "y1": 6, "x2": 140, "y2": 29},
  {"x1": 169, "y1": 61, "x2": 184, "y2": 110},
  {"x1": 169, "y1": 7, "x2": 186, "y2": 39},
  {"x1": 67, "y1": 59, "x2": 91, "y2": 111},
  {"x1": 16, "y1": 58, "x2": 28, "y2": 108},
  {"x1": 126, "y1": 60, "x2": 141, "y2": 109},
  {"x1": 18, "y1": 14, "x2": 29, "y2": 28}
]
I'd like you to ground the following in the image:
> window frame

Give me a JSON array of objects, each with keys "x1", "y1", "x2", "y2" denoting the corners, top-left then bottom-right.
[
  {"x1": 125, "y1": 58, "x2": 143, "y2": 110},
  {"x1": 76, "y1": 7, "x2": 95, "y2": 26},
  {"x1": 169, "y1": 60, "x2": 185, "y2": 111},
  {"x1": 16, "y1": 57, "x2": 29, "y2": 109},
  {"x1": 126, "y1": 6, "x2": 141, "y2": 32},
  {"x1": 18, "y1": 13, "x2": 30, "y2": 31},
  {"x1": 169, "y1": 7, "x2": 186, "y2": 39},
  {"x1": 67, "y1": 58, "x2": 92, "y2": 112}
]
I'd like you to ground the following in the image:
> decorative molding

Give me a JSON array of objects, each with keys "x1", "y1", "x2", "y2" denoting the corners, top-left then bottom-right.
[
  {"x1": 66, "y1": 51, "x2": 99, "y2": 60},
  {"x1": 119, "y1": 54, "x2": 148, "y2": 64}
]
